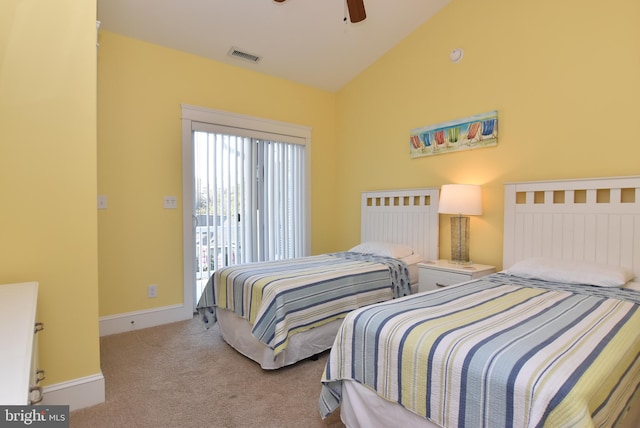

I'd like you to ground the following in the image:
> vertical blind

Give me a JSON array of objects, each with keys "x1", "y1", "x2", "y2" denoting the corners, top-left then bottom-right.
[{"x1": 193, "y1": 125, "x2": 306, "y2": 273}]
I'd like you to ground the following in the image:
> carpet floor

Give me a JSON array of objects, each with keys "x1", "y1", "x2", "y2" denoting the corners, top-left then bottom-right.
[{"x1": 70, "y1": 316, "x2": 345, "y2": 428}]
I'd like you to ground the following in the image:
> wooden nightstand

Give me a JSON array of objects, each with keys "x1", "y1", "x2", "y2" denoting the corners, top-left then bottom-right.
[{"x1": 418, "y1": 260, "x2": 496, "y2": 292}]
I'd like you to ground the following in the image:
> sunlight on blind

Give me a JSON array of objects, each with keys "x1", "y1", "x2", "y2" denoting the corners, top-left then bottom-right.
[
  {"x1": 259, "y1": 139, "x2": 305, "y2": 261},
  {"x1": 194, "y1": 131, "x2": 305, "y2": 273}
]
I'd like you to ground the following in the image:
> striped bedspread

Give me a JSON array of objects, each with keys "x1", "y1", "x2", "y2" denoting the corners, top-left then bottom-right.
[
  {"x1": 197, "y1": 252, "x2": 410, "y2": 356},
  {"x1": 320, "y1": 273, "x2": 640, "y2": 427}
]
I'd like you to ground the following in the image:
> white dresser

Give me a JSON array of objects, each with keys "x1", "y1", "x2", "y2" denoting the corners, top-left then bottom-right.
[{"x1": 0, "y1": 282, "x2": 44, "y2": 405}]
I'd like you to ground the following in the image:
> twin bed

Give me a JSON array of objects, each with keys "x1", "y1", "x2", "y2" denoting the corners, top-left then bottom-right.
[
  {"x1": 320, "y1": 176, "x2": 640, "y2": 428},
  {"x1": 197, "y1": 175, "x2": 640, "y2": 427},
  {"x1": 197, "y1": 188, "x2": 440, "y2": 369}
]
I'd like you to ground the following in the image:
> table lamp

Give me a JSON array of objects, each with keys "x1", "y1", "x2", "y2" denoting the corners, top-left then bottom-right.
[{"x1": 438, "y1": 184, "x2": 482, "y2": 264}]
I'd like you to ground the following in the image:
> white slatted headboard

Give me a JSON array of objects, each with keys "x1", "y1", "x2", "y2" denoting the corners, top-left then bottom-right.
[
  {"x1": 503, "y1": 176, "x2": 640, "y2": 279},
  {"x1": 361, "y1": 188, "x2": 440, "y2": 262}
]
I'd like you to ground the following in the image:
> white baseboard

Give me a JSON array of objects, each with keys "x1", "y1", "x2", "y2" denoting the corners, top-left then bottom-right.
[
  {"x1": 40, "y1": 306, "x2": 192, "y2": 411},
  {"x1": 42, "y1": 372, "x2": 105, "y2": 411},
  {"x1": 99, "y1": 304, "x2": 193, "y2": 336}
]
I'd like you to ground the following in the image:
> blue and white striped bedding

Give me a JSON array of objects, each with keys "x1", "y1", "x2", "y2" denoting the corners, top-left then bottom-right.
[
  {"x1": 319, "y1": 273, "x2": 640, "y2": 427},
  {"x1": 197, "y1": 252, "x2": 410, "y2": 356}
]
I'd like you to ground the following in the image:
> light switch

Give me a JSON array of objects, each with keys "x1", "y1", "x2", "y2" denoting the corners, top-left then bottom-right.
[
  {"x1": 97, "y1": 195, "x2": 107, "y2": 209},
  {"x1": 163, "y1": 196, "x2": 177, "y2": 209}
]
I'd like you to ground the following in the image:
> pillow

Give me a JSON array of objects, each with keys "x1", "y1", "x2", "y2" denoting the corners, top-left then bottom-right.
[
  {"x1": 348, "y1": 241, "x2": 414, "y2": 259},
  {"x1": 504, "y1": 257, "x2": 634, "y2": 287},
  {"x1": 399, "y1": 252, "x2": 423, "y2": 266},
  {"x1": 624, "y1": 281, "x2": 640, "y2": 291}
]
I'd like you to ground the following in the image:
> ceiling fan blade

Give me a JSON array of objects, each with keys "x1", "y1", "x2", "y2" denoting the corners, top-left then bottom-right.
[{"x1": 346, "y1": 0, "x2": 366, "y2": 23}]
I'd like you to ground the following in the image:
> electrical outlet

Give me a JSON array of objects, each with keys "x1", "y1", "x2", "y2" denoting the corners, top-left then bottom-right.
[
  {"x1": 147, "y1": 284, "x2": 157, "y2": 298},
  {"x1": 97, "y1": 195, "x2": 108, "y2": 209}
]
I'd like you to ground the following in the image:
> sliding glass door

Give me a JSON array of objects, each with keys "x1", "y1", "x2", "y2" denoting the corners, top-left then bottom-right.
[
  {"x1": 182, "y1": 105, "x2": 311, "y2": 312},
  {"x1": 191, "y1": 125, "x2": 307, "y2": 300}
]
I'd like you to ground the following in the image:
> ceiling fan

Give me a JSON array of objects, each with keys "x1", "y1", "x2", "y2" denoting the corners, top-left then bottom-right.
[{"x1": 273, "y1": 0, "x2": 367, "y2": 23}]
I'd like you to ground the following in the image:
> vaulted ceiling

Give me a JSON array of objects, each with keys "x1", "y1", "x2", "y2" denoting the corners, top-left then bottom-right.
[{"x1": 97, "y1": 0, "x2": 450, "y2": 92}]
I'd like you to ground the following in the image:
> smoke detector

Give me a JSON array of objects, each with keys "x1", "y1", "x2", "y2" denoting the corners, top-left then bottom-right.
[{"x1": 449, "y1": 48, "x2": 464, "y2": 63}]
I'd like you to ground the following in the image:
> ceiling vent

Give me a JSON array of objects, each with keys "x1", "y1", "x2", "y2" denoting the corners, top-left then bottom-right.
[{"x1": 227, "y1": 47, "x2": 261, "y2": 63}]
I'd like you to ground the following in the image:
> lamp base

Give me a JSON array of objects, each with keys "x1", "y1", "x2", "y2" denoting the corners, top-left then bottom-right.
[{"x1": 450, "y1": 215, "x2": 471, "y2": 264}]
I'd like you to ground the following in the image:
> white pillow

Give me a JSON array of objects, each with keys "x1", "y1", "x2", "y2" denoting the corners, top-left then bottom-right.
[
  {"x1": 399, "y1": 252, "x2": 423, "y2": 266},
  {"x1": 504, "y1": 257, "x2": 634, "y2": 287},
  {"x1": 624, "y1": 281, "x2": 640, "y2": 291},
  {"x1": 349, "y1": 241, "x2": 415, "y2": 259}
]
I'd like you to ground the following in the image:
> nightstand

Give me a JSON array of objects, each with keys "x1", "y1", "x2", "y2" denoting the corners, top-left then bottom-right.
[{"x1": 418, "y1": 260, "x2": 496, "y2": 292}]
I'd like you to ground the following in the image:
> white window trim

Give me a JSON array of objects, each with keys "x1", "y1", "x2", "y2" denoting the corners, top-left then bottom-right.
[{"x1": 180, "y1": 104, "x2": 312, "y2": 313}]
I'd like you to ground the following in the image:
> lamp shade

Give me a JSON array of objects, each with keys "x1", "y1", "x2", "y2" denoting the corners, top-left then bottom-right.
[{"x1": 438, "y1": 184, "x2": 483, "y2": 215}]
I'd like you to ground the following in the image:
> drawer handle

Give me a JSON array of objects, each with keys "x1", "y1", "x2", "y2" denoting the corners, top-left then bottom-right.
[
  {"x1": 36, "y1": 369, "x2": 46, "y2": 384},
  {"x1": 29, "y1": 386, "x2": 43, "y2": 405},
  {"x1": 435, "y1": 283, "x2": 448, "y2": 287},
  {"x1": 34, "y1": 322, "x2": 44, "y2": 333}
]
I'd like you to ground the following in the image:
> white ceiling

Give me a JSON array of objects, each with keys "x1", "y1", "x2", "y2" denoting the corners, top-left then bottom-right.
[{"x1": 97, "y1": 0, "x2": 451, "y2": 92}]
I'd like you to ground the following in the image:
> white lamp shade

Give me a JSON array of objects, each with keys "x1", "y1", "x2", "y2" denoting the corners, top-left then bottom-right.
[{"x1": 438, "y1": 184, "x2": 483, "y2": 215}]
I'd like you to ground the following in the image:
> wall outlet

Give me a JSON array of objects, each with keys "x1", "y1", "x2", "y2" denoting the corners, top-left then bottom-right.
[
  {"x1": 147, "y1": 284, "x2": 157, "y2": 298},
  {"x1": 97, "y1": 195, "x2": 108, "y2": 209}
]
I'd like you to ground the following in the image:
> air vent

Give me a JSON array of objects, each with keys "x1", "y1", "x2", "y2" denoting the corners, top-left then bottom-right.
[{"x1": 227, "y1": 47, "x2": 261, "y2": 63}]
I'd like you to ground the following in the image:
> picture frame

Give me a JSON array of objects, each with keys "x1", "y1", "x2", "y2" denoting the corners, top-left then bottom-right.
[{"x1": 410, "y1": 110, "x2": 498, "y2": 158}]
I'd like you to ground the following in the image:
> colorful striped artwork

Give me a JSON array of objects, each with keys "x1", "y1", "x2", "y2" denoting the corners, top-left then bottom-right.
[{"x1": 410, "y1": 110, "x2": 498, "y2": 158}]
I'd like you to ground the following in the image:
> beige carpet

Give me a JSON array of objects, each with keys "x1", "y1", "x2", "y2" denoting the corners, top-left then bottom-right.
[{"x1": 70, "y1": 316, "x2": 345, "y2": 428}]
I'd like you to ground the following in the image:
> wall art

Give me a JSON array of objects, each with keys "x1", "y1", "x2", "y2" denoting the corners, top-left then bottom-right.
[{"x1": 410, "y1": 110, "x2": 498, "y2": 158}]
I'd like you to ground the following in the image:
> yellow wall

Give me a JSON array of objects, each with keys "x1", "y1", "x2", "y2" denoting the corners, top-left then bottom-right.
[
  {"x1": 0, "y1": 1, "x2": 100, "y2": 385},
  {"x1": 2, "y1": 0, "x2": 635, "y2": 392},
  {"x1": 2, "y1": 0, "x2": 638, "y2": 388},
  {"x1": 98, "y1": 0, "x2": 640, "y2": 318},
  {"x1": 97, "y1": 32, "x2": 338, "y2": 316},
  {"x1": 335, "y1": 0, "x2": 640, "y2": 269}
]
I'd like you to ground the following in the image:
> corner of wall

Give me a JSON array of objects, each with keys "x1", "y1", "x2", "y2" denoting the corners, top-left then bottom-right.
[{"x1": 42, "y1": 373, "x2": 105, "y2": 412}]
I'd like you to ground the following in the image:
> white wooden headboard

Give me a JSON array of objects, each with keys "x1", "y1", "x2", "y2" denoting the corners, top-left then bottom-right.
[
  {"x1": 503, "y1": 176, "x2": 640, "y2": 279},
  {"x1": 361, "y1": 188, "x2": 440, "y2": 262}
]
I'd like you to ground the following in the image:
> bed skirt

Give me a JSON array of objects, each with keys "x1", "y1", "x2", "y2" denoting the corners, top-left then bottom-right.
[
  {"x1": 216, "y1": 308, "x2": 343, "y2": 369},
  {"x1": 340, "y1": 373, "x2": 640, "y2": 428}
]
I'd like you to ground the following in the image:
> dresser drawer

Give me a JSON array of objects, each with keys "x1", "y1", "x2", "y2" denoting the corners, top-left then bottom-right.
[
  {"x1": 419, "y1": 269, "x2": 471, "y2": 291},
  {"x1": 0, "y1": 282, "x2": 39, "y2": 405},
  {"x1": 417, "y1": 261, "x2": 496, "y2": 293}
]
